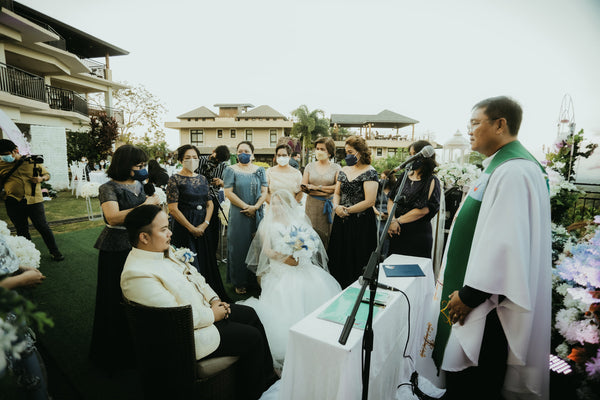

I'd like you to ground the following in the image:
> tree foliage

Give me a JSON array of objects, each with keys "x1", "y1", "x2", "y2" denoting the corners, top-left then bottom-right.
[
  {"x1": 290, "y1": 105, "x2": 330, "y2": 166},
  {"x1": 66, "y1": 114, "x2": 119, "y2": 162}
]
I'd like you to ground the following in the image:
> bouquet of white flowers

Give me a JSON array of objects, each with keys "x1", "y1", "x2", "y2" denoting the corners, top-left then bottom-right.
[
  {"x1": 154, "y1": 187, "x2": 167, "y2": 204},
  {"x1": 436, "y1": 162, "x2": 482, "y2": 190},
  {"x1": 80, "y1": 182, "x2": 101, "y2": 198},
  {"x1": 0, "y1": 220, "x2": 11, "y2": 237},
  {"x1": 547, "y1": 168, "x2": 581, "y2": 198},
  {"x1": 2, "y1": 235, "x2": 41, "y2": 268},
  {"x1": 281, "y1": 225, "x2": 320, "y2": 262}
]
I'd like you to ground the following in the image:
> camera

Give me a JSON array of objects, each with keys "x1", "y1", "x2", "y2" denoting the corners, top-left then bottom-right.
[{"x1": 24, "y1": 154, "x2": 44, "y2": 164}]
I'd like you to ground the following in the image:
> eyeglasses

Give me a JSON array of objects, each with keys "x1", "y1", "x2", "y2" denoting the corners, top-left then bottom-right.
[{"x1": 467, "y1": 118, "x2": 499, "y2": 133}]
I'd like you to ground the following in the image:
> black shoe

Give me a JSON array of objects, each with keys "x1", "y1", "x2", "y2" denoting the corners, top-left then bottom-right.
[{"x1": 51, "y1": 253, "x2": 65, "y2": 261}]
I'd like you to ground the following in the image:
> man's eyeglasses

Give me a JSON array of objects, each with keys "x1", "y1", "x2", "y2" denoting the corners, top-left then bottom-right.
[{"x1": 467, "y1": 118, "x2": 499, "y2": 133}]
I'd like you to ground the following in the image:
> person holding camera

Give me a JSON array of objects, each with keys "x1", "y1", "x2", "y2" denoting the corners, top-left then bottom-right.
[
  {"x1": 0, "y1": 139, "x2": 64, "y2": 261},
  {"x1": 197, "y1": 145, "x2": 230, "y2": 257}
]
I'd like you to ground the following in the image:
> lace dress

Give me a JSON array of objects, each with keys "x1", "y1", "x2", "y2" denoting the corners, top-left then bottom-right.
[
  {"x1": 167, "y1": 173, "x2": 229, "y2": 301},
  {"x1": 237, "y1": 222, "x2": 341, "y2": 367},
  {"x1": 328, "y1": 168, "x2": 379, "y2": 288}
]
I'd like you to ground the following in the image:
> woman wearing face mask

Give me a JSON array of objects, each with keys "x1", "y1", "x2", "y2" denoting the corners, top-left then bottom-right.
[
  {"x1": 90, "y1": 144, "x2": 160, "y2": 372},
  {"x1": 301, "y1": 137, "x2": 341, "y2": 249},
  {"x1": 266, "y1": 144, "x2": 303, "y2": 203},
  {"x1": 328, "y1": 135, "x2": 379, "y2": 288},
  {"x1": 387, "y1": 140, "x2": 441, "y2": 259},
  {"x1": 166, "y1": 145, "x2": 229, "y2": 301},
  {"x1": 223, "y1": 141, "x2": 269, "y2": 295}
]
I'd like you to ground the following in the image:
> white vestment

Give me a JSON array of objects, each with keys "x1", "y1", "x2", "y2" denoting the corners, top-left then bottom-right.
[{"x1": 441, "y1": 155, "x2": 551, "y2": 400}]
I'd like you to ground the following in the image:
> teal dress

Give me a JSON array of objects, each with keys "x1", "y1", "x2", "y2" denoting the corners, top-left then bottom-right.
[{"x1": 223, "y1": 165, "x2": 268, "y2": 288}]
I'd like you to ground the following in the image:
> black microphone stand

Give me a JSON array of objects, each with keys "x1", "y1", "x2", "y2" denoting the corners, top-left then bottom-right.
[{"x1": 338, "y1": 161, "x2": 415, "y2": 400}]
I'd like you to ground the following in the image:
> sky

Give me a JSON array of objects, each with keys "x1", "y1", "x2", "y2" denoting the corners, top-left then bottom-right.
[{"x1": 19, "y1": 0, "x2": 600, "y2": 181}]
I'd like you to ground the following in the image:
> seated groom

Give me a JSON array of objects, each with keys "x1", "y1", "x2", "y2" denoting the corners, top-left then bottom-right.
[{"x1": 121, "y1": 204, "x2": 277, "y2": 400}]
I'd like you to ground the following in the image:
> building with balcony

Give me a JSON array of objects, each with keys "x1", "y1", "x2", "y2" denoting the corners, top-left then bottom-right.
[
  {"x1": 165, "y1": 103, "x2": 294, "y2": 164},
  {"x1": 330, "y1": 109, "x2": 440, "y2": 160},
  {"x1": 0, "y1": 0, "x2": 128, "y2": 188}
]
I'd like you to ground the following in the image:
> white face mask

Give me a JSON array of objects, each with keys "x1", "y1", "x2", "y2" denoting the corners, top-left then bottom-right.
[
  {"x1": 183, "y1": 158, "x2": 199, "y2": 172},
  {"x1": 276, "y1": 156, "x2": 290, "y2": 167},
  {"x1": 315, "y1": 150, "x2": 329, "y2": 161}
]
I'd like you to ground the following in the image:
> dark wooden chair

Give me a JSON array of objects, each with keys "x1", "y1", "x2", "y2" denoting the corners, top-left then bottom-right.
[{"x1": 123, "y1": 301, "x2": 239, "y2": 400}]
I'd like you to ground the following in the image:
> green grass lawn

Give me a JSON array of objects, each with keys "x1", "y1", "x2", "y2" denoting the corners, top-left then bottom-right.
[{"x1": 0, "y1": 190, "x2": 103, "y2": 230}]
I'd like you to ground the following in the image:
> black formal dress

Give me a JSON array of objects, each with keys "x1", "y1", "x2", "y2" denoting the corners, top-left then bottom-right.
[
  {"x1": 387, "y1": 173, "x2": 441, "y2": 258},
  {"x1": 328, "y1": 168, "x2": 378, "y2": 288},
  {"x1": 90, "y1": 180, "x2": 146, "y2": 371},
  {"x1": 166, "y1": 173, "x2": 229, "y2": 301}
]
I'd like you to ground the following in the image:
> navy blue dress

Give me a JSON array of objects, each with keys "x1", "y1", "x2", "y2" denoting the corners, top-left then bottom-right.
[{"x1": 167, "y1": 173, "x2": 229, "y2": 301}]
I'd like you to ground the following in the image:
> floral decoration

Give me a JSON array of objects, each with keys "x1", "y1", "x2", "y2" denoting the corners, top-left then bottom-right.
[{"x1": 435, "y1": 162, "x2": 481, "y2": 190}]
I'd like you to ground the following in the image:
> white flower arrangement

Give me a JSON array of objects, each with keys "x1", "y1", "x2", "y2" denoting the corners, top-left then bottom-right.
[
  {"x1": 154, "y1": 187, "x2": 167, "y2": 204},
  {"x1": 80, "y1": 182, "x2": 101, "y2": 198},
  {"x1": 435, "y1": 162, "x2": 482, "y2": 190},
  {"x1": 172, "y1": 247, "x2": 196, "y2": 264},
  {"x1": 0, "y1": 316, "x2": 27, "y2": 373},
  {"x1": 547, "y1": 169, "x2": 581, "y2": 198},
  {"x1": 2, "y1": 234, "x2": 40, "y2": 268},
  {"x1": 0, "y1": 220, "x2": 11, "y2": 237},
  {"x1": 279, "y1": 225, "x2": 320, "y2": 262}
]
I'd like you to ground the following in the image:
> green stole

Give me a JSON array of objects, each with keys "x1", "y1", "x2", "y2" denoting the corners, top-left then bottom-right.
[{"x1": 431, "y1": 140, "x2": 546, "y2": 369}]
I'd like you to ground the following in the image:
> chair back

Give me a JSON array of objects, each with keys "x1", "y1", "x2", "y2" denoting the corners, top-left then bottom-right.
[{"x1": 123, "y1": 300, "x2": 197, "y2": 399}]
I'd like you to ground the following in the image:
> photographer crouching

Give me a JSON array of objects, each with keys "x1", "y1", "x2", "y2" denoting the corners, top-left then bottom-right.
[
  {"x1": 0, "y1": 139, "x2": 64, "y2": 261},
  {"x1": 197, "y1": 145, "x2": 230, "y2": 257}
]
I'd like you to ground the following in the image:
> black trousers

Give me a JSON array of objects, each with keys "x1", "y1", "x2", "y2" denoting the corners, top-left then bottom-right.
[
  {"x1": 4, "y1": 197, "x2": 60, "y2": 255},
  {"x1": 444, "y1": 309, "x2": 508, "y2": 400},
  {"x1": 205, "y1": 304, "x2": 276, "y2": 400}
]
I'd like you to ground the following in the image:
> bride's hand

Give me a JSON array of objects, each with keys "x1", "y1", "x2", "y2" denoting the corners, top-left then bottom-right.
[{"x1": 284, "y1": 255, "x2": 299, "y2": 266}]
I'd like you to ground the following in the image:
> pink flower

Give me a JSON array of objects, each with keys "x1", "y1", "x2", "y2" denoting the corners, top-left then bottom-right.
[{"x1": 585, "y1": 349, "x2": 600, "y2": 377}]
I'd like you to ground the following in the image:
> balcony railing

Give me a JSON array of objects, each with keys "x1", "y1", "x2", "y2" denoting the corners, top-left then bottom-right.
[
  {"x1": 82, "y1": 59, "x2": 106, "y2": 79},
  {"x1": 88, "y1": 105, "x2": 124, "y2": 125},
  {"x1": 0, "y1": 62, "x2": 46, "y2": 102},
  {"x1": 45, "y1": 85, "x2": 88, "y2": 116}
]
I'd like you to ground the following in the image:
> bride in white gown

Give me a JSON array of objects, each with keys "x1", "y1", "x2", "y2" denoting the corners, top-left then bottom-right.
[{"x1": 238, "y1": 190, "x2": 341, "y2": 367}]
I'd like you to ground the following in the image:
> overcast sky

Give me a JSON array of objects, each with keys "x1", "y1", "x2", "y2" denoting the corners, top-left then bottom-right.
[{"x1": 20, "y1": 0, "x2": 600, "y2": 180}]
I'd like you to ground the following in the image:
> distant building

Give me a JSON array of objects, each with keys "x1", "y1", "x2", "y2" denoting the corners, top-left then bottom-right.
[
  {"x1": 330, "y1": 110, "x2": 440, "y2": 160},
  {"x1": 0, "y1": 0, "x2": 128, "y2": 188},
  {"x1": 165, "y1": 103, "x2": 293, "y2": 164}
]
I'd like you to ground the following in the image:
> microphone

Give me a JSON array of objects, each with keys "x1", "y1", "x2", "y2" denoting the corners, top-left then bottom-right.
[
  {"x1": 358, "y1": 276, "x2": 400, "y2": 292},
  {"x1": 393, "y1": 145, "x2": 435, "y2": 172}
]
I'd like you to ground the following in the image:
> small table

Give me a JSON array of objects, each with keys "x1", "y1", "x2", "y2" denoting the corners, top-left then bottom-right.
[{"x1": 279, "y1": 254, "x2": 434, "y2": 400}]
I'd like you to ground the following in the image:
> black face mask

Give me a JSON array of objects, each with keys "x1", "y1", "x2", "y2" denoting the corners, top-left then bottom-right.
[{"x1": 411, "y1": 159, "x2": 423, "y2": 170}]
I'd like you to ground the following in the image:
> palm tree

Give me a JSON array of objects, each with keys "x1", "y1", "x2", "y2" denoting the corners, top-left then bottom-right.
[{"x1": 290, "y1": 105, "x2": 330, "y2": 166}]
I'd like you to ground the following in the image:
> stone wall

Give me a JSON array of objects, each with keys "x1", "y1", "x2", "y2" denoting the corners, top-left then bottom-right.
[{"x1": 29, "y1": 125, "x2": 69, "y2": 190}]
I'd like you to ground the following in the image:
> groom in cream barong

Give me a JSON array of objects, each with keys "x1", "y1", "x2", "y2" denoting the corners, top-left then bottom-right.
[{"x1": 424, "y1": 97, "x2": 551, "y2": 400}]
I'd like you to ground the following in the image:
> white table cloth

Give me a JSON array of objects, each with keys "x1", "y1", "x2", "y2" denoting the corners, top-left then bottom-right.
[{"x1": 279, "y1": 254, "x2": 434, "y2": 400}]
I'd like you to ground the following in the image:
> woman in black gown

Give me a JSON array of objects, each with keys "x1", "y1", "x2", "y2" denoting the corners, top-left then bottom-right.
[
  {"x1": 328, "y1": 135, "x2": 379, "y2": 288},
  {"x1": 90, "y1": 144, "x2": 160, "y2": 371},
  {"x1": 387, "y1": 140, "x2": 441, "y2": 259},
  {"x1": 167, "y1": 145, "x2": 229, "y2": 301}
]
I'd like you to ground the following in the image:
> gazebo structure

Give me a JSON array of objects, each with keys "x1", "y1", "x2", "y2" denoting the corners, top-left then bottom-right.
[
  {"x1": 329, "y1": 110, "x2": 421, "y2": 159},
  {"x1": 443, "y1": 130, "x2": 470, "y2": 164}
]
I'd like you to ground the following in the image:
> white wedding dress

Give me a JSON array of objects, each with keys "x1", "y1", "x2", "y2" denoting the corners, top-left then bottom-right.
[{"x1": 238, "y1": 190, "x2": 341, "y2": 368}]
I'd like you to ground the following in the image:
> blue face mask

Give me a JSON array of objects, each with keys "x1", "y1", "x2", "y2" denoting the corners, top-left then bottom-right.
[
  {"x1": 345, "y1": 154, "x2": 358, "y2": 166},
  {"x1": 0, "y1": 155, "x2": 15, "y2": 163},
  {"x1": 237, "y1": 153, "x2": 251, "y2": 164},
  {"x1": 132, "y1": 168, "x2": 149, "y2": 181}
]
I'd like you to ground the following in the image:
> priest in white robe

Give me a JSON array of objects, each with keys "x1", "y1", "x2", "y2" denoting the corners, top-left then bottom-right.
[{"x1": 431, "y1": 96, "x2": 551, "y2": 400}]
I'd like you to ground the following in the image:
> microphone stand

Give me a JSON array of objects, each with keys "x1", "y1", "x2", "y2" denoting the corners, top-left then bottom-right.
[{"x1": 338, "y1": 162, "x2": 415, "y2": 400}]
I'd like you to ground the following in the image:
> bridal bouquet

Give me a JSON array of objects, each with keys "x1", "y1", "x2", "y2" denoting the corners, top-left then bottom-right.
[
  {"x1": 281, "y1": 225, "x2": 320, "y2": 262},
  {"x1": 154, "y1": 187, "x2": 167, "y2": 204}
]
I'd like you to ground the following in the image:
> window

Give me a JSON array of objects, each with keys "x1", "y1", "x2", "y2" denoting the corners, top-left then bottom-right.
[
  {"x1": 376, "y1": 148, "x2": 383, "y2": 157},
  {"x1": 190, "y1": 129, "x2": 204, "y2": 145},
  {"x1": 230, "y1": 129, "x2": 236, "y2": 138},
  {"x1": 217, "y1": 129, "x2": 223, "y2": 138},
  {"x1": 270, "y1": 130, "x2": 277, "y2": 147},
  {"x1": 246, "y1": 129, "x2": 253, "y2": 141},
  {"x1": 388, "y1": 148, "x2": 397, "y2": 156}
]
